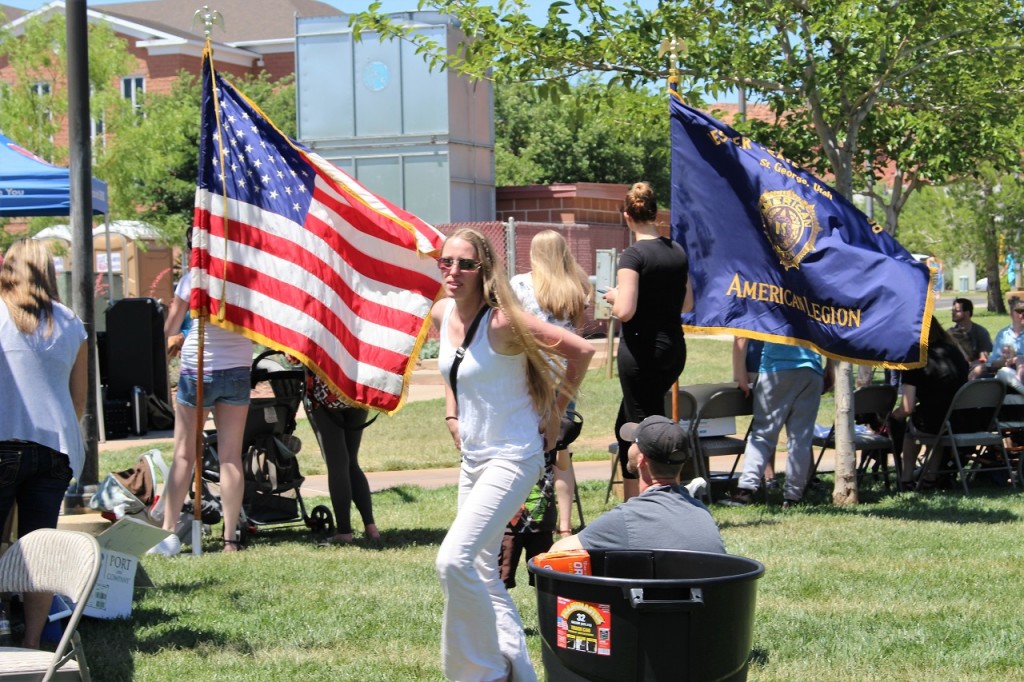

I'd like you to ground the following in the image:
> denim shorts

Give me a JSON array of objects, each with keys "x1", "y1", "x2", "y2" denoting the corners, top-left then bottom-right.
[
  {"x1": 177, "y1": 367, "x2": 251, "y2": 408},
  {"x1": 0, "y1": 441, "x2": 73, "y2": 538}
]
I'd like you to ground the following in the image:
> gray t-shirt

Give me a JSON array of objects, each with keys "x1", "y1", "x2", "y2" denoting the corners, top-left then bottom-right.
[{"x1": 577, "y1": 484, "x2": 726, "y2": 554}]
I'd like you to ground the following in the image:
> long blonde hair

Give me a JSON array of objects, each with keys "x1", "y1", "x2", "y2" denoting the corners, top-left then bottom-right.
[
  {"x1": 530, "y1": 230, "x2": 591, "y2": 327},
  {"x1": 446, "y1": 227, "x2": 567, "y2": 418},
  {"x1": 0, "y1": 239, "x2": 61, "y2": 336}
]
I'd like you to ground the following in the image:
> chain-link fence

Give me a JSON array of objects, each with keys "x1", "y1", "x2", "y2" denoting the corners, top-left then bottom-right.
[{"x1": 435, "y1": 219, "x2": 632, "y2": 337}]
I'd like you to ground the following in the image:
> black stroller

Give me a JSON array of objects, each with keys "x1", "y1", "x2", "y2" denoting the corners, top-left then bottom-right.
[{"x1": 201, "y1": 349, "x2": 334, "y2": 540}]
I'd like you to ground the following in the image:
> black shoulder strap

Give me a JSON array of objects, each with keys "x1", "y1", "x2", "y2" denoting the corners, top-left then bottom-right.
[{"x1": 449, "y1": 305, "x2": 489, "y2": 409}]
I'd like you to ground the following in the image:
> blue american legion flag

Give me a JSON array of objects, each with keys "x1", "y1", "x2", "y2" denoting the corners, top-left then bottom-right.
[
  {"x1": 192, "y1": 50, "x2": 445, "y2": 413},
  {"x1": 670, "y1": 95, "x2": 933, "y2": 368}
]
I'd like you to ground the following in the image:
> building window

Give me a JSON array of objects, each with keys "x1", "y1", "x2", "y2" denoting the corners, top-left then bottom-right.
[
  {"x1": 32, "y1": 82, "x2": 54, "y2": 154},
  {"x1": 89, "y1": 84, "x2": 106, "y2": 152},
  {"x1": 122, "y1": 76, "x2": 144, "y2": 113},
  {"x1": 91, "y1": 114, "x2": 106, "y2": 152}
]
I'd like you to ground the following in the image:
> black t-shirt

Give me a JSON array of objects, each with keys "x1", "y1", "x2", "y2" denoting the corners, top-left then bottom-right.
[
  {"x1": 947, "y1": 323, "x2": 993, "y2": 362},
  {"x1": 902, "y1": 341, "x2": 969, "y2": 433},
  {"x1": 618, "y1": 237, "x2": 688, "y2": 339}
]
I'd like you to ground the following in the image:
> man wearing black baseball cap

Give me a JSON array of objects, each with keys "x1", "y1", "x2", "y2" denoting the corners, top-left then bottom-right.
[{"x1": 550, "y1": 415, "x2": 725, "y2": 554}]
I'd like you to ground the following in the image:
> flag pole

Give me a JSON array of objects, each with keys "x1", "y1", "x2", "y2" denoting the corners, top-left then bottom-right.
[
  {"x1": 191, "y1": 320, "x2": 206, "y2": 555},
  {"x1": 189, "y1": 6, "x2": 226, "y2": 556},
  {"x1": 665, "y1": 35, "x2": 682, "y2": 423}
]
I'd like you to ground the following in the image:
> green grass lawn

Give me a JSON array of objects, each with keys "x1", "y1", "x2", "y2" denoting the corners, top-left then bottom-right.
[
  {"x1": 97, "y1": 335, "x2": 835, "y2": 476},
  {"x1": 77, "y1": 478, "x2": 1024, "y2": 681},
  {"x1": 99, "y1": 304, "x2": 987, "y2": 477},
  {"x1": 78, "y1": 311, "x2": 1024, "y2": 680}
]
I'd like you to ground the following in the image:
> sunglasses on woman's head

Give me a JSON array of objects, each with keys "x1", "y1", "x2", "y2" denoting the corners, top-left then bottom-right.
[{"x1": 437, "y1": 257, "x2": 482, "y2": 272}]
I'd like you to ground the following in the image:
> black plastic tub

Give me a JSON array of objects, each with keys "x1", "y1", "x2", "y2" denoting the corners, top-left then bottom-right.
[{"x1": 528, "y1": 549, "x2": 764, "y2": 682}]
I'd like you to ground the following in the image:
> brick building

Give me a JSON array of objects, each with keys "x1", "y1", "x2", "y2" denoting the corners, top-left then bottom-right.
[
  {"x1": 0, "y1": 0, "x2": 342, "y2": 136},
  {"x1": 436, "y1": 182, "x2": 672, "y2": 336}
]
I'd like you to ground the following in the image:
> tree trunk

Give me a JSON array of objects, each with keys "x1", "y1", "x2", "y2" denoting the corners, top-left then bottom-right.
[
  {"x1": 987, "y1": 240, "x2": 1005, "y2": 313},
  {"x1": 830, "y1": 162, "x2": 859, "y2": 503},
  {"x1": 831, "y1": 361, "x2": 858, "y2": 505}
]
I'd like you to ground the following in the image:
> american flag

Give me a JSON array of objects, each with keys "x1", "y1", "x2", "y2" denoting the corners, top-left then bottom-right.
[{"x1": 191, "y1": 49, "x2": 445, "y2": 413}]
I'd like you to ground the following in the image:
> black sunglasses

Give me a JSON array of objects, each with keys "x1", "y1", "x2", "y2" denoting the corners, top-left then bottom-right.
[{"x1": 437, "y1": 257, "x2": 482, "y2": 272}]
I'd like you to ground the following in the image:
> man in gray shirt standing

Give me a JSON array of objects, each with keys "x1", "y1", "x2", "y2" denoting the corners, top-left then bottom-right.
[{"x1": 550, "y1": 415, "x2": 725, "y2": 554}]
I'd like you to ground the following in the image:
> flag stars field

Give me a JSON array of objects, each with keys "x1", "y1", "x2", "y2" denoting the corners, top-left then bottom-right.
[{"x1": 189, "y1": 47, "x2": 446, "y2": 412}]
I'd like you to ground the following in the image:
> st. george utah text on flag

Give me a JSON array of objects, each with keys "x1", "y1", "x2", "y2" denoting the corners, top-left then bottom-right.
[
  {"x1": 669, "y1": 95, "x2": 933, "y2": 369},
  {"x1": 191, "y1": 49, "x2": 444, "y2": 413}
]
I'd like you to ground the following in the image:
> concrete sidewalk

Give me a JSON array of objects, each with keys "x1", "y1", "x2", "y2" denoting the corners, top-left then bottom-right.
[
  {"x1": 95, "y1": 337, "x2": 620, "y2": 454},
  {"x1": 65, "y1": 336, "x2": 839, "y2": 533},
  {"x1": 63, "y1": 340, "x2": 618, "y2": 532}
]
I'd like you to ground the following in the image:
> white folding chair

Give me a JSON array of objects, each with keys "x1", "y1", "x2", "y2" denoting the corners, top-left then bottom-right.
[{"x1": 0, "y1": 528, "x2": 101, "y2": 681}]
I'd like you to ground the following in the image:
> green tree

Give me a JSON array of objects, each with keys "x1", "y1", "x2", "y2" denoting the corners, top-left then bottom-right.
[
  {"x1": 495, "y1": 80, "x2": 670, "y2": 197},
  {"x1": 97, "y1": 73, "x2": 203, "y2": 242},
  {"x1": 946, "y1": 168, "x2": 1024, "y2": 312},
  {"x1": 895, "y1": 185, "x2": 960, "y2": 263},
  {"x1": 98, "y1": 71, "x2": 296, "y2": 244},
  {"x1": 0, "y1": 11, "x2": 133, "y2": 164},
  {"x1": 353, "y1": 0, "x2": 1024, "y2": 503}
]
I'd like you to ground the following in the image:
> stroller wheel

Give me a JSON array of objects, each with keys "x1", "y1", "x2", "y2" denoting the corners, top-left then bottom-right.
[{"x1": 309, "y1": 505, "x2": 334, "y2": 533}]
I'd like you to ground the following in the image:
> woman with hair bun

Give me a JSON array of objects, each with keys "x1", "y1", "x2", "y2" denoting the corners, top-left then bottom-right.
[{"x1": 604, "y1": 181, "x2": 693, "y2": 500}]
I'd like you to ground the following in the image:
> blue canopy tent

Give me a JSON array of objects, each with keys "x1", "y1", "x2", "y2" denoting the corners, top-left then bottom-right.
[
  {"x1": 0, "y1": 131, "x2": 113, "y2": 299},
  {"x1": 0, "y1": 132, "x2": 108, "y2": 216}
]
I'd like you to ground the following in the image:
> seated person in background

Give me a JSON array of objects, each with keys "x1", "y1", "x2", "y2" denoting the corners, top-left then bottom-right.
[
  {"x1": 891, "y1": 318, "x2": 969, "y2": 490},
  {"x1": 949, "y1": 298, "x2": 992, "y2": 379},
  {"x1": 981, "y1": 302, "x2": 1024, "y2": 385},
  {"x1": 550, "y1": 416, "x2": 725, "y2": 554}
]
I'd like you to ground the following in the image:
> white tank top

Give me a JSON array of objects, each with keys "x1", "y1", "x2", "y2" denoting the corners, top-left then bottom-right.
[
  {"x1": 175, "y1": 272, "x2": 253, "y2": 373},
  {"x1": 437, "y1": 300, "x2": 543, "y2": 462}
]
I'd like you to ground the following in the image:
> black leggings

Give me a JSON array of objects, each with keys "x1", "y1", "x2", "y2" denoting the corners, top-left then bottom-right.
[
  {"x1": 614, "y1": 333, "x2": 686, "y2": 479},
  {"x1": 306, "y1": 401, "x2": 374, "y2": 534}
]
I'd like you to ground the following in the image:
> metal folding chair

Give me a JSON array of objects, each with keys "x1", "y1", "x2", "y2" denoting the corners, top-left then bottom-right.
[
  {"x1": 605, "y1": 442, "x2": 622, "y2": 504},
  {"x1": 812, "y1": 384, "x2": 899, "y2": 491},
  {"x1": 910, "y1": 378, "x2": 1016, "y2": 494},
  {"x1": 0, "y1": 528, "x2": 102, "y2": 681},
  {"x1": 997, "y1": 393, "x2": 1024, "y2": 484},
  {"x1": 684, "y1": 386, "x2": 755, "y2": 503},
  {"x1": 661, "y1": 386, "x2": 701, "y2": 473}
]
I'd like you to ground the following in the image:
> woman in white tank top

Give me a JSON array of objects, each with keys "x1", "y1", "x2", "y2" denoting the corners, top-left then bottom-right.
[{"x1": 430, "y1": 228, "x2": 594, "y2": 682}]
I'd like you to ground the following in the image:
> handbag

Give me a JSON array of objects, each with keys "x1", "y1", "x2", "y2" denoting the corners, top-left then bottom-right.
[
  {"x1": 89, "y1": 473, "x2": 146, "y2": 516},
  {"x1": 89, "y1": 449, "x2": 169, "y2": 520}
]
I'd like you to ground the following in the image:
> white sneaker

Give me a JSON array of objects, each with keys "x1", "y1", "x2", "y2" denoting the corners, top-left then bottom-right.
[{"x1": 146, "y1": 534, "x2": 182, "y2": 557}]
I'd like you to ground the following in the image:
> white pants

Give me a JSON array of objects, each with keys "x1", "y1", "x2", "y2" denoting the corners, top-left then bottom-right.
[{"x1": 437, "y1": 454, "x2": 544, "y2": 682}]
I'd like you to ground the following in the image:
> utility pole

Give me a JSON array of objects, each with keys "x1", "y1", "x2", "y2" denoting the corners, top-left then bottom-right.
[{"x1": 66, "y1": 0, "x2": 99, "y2": 506}]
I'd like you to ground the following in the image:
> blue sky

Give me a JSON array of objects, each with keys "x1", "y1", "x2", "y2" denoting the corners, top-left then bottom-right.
[{"x1": 4, "y1": 1, "x2": 663, "y2": 18}]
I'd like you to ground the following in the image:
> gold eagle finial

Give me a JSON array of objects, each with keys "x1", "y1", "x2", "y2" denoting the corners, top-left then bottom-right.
[{"x1": 193, "y1": 6, "x2": 225, "y2": 38}]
